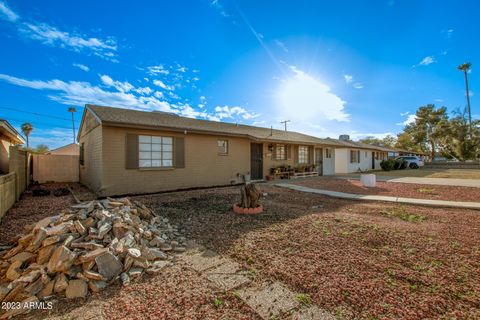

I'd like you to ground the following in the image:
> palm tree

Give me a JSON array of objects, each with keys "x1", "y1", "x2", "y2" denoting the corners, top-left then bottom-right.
[
  {"x1": 68, "y1": 107, "x2": 77, "y2": 143},
  {"x1": 21, "y1": 122, "x2": 33, "y2": 148},
  {"x1": 458, "y1": 62, "x2": 472, "y2": 132}
]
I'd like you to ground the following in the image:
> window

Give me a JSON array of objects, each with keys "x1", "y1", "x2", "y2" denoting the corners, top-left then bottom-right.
[
  {"x1": 275, "y1": 144, "x2": 286, "y2": 160},
  {"x1": 138, "y1": 135, "x2": 173, "y2": 168},
  {"x1": 298, "y1": 146, "x2": 309, "y2": 164},
  {"x1": 350, "y1": 150, "x2": 360, "y2": 163},
  {"x1": 217, "y1": 140, "x2": 228, "y2": 155},
  {"x1": 365, "y1": 151, "x2": 368, "y2": 157},
  {"x1": 79, "y1": 143, "x2": 85, "y2": 165},
  {"x1": 325, "y1": 148, "x2": 332, "y2": 159}
]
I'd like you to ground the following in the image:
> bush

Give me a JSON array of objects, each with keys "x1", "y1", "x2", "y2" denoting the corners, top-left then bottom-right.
[
  {"x1": 380, "y1": 159, "x2": 395, "y2": 171},
  {"x1": 393, "y1": 159, "x2": 408, "y2": 170}
]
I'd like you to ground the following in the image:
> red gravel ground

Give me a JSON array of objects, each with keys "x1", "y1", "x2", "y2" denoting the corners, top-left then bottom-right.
[
  {"x1": 140, "y1": 185, "x2": 480, "y2": 319},
  {"x1": 290, "y1": 178, "x2": 480, "y2": 202},
  {"x1": 0, "y1": 183, "x2": 81, "y2": 244}
]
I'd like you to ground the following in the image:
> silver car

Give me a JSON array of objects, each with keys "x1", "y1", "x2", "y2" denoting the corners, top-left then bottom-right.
[{"x1": 396, "y1": 156, "x2": 424, "y2": 169}]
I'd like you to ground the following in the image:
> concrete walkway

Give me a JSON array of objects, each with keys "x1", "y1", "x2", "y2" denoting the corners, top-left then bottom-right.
[
  {"x1": 276, "y1": 183, "x2": 480, "y2": 210},
  {"x1": 180, "y1": 242, "x2": 334, "y2": 320},
  {"x1": 335, "y1": 174, "x2": 480, "y2": 188}
]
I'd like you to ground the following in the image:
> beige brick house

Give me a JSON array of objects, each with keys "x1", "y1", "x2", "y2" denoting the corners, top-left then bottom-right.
[
  {"x1": 0, "y1": 119, "x2": 25, "y2": 174},
  {"x1": 78, "y1": 105, "x2": 341, "y2": 196}
]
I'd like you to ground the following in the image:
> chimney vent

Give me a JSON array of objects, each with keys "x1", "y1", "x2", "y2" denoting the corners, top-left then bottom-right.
[{"x1": 339, "y1": 134, "x2": 350, "y2": 141}]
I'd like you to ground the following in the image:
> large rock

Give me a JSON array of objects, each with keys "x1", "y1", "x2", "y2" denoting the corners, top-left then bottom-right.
[
  {"x1": 10, "y1": 251, "x2": 36, "y2": 264},
  {"x1": 6, "y1": 260, "x2": 23, "y2": 281},
  {"x1": 54, "y1": 273, "x2": 69, "y2": 293},
  {"x1": 37, "y1": 244, "x2": 58, "y2": 265},
  {"x1": 47, "y1": 245, "x2": 76, "y2": 273},
  {"x1": 78, "y1": 248, "x2": 108, "y2": 263},
  {"x1": 65, "y1": 279, "x2": 88, "y2": 299},
  {"x1": 95, "y1": 252, "x2": 123, "y2": 281}
]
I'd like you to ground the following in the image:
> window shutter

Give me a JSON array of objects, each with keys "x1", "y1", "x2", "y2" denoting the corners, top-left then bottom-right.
[
  {"x1": 287, "y1": 145, "x2": 292, "y2": 160},
  {"x1": 126, "y1": 134, "x2": 139, "y2": 169},
  {"x1": 357, "y1": 150, "x2": 360, "y2": 163},
  {"x1": 272, "y1": 145, "x2": 277, "y2": 160},
  {"x1": 294, "y1": 145, "x2": 299, "y2": 163},
  {"x1": 175, "y1": 137, "x2": 185, "y2": 168},
  {"x1": 308, "y1": 146, "x2": 314, "y2": 164}
]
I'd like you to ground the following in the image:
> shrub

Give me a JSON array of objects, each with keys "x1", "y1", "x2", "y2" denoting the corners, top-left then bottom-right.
[
  {"x1": 392, "y1": 159, "x2": 408, "y2": 170},
  {"x1": 380, "y1": 159, "x2": 395, "y2": 171}
]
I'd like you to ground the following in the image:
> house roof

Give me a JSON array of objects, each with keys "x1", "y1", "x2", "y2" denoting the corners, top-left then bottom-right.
[
  {"x1": 0, "y1": 119, "x2": 26, "y2": 144},
  {"x1": 86, "y1": 104, "x2": 342, "y2": 147},
  {"x1": 47, "y1": 143, "x2": 79, "y2": 155},
  {"x1": 324, "y1": 138, "x2": 395, "y2": 152}
]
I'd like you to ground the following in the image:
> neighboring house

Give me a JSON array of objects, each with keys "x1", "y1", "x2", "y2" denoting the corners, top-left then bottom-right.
[
  {"x1": 78, "y1": 105, "x2": 341, "y2": 196},
  {"x1": 0, "y1": 120, "x2": 25, "y2": 174},
  {"x1": 328, "y1": 136, "x2": 391, "y2": 173},
  {"x1": 47, "y1": 143, "x2": 79, "y2": 155}
]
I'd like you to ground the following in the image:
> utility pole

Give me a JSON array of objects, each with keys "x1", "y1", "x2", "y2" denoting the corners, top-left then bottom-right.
[
  {"x1": 280, "y1": 120, "x2": 290, "y2": 131},
  {"x1": 68, "y1": 107, "x2": 77, "y2": 143}
]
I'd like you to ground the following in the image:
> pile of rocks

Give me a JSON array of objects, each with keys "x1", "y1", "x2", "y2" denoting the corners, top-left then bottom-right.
[{"x1": 0, "y1": 198, "x2": 187, "y2": 316}]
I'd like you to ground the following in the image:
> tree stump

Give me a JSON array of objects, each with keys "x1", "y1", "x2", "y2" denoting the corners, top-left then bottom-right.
[{"x1": 239, "y1": 183, "x2": 260, "y2": 208}]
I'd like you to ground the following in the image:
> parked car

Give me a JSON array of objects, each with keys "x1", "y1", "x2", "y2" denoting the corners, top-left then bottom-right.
[{"x1": 395, "y1": 156, "x2": 424, "y2": 169}]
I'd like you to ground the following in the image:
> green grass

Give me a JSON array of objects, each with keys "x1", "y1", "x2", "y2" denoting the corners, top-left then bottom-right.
[
  {"x1": 417, "y1": 188, "x2": 435, "y2": 193},
  {"x1": 213, "y1": 298, "x2": 223, "y2": 308},
  {"x1": 379, "y1": 207, "x2": 426, "y2": 223},
  {"x1": 295, "y1": 293, "x2": 312, "y2": 306}
]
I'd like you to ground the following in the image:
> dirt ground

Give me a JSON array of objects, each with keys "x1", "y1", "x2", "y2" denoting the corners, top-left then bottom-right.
[
  {"x1": 139, "y1": 185, "x2": 480, "y2": 319},
  {"x1": 372, "y1": 168, "x2": 480, "y2": 179},
  {"x1": 290, "y1": 178, "x2": 480, "y2": 202},
  {"x1": 4, "y1": 183, "x2": 480, "y2": 319}
]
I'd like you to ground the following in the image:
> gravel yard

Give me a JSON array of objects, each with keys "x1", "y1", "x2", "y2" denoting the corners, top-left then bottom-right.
[
  {"x1": 289, "y1": 178, "x2": 480, "y2": 202},
  {"x1": 139, "y1": 184, "x2": 480, "y2": 319},
  {"x1": 3, "y1": 183, "x2": 480, "y2": 319}
]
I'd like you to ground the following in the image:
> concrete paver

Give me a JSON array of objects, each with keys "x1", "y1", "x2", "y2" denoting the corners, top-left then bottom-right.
[
  {"x1": 180, "y1": 250, "x2": 228, "y2": 272},
  {"x1": 206, "y1": 261, "x2": 251, "y2": 291},
  {"x1": 289, "y1": 305, "x2": 335, "y2": 320},
  {"x1": 236, "y1": 282, "x2": 299, "y2": 319}
]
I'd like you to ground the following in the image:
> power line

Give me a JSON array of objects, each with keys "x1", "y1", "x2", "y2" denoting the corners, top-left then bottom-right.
[
  {"x1": 6, "y1": 117, "x2": 76, "y2": 131},
  {"x1": 0, "y1": 106, "x2": 80, "y2": 122}
]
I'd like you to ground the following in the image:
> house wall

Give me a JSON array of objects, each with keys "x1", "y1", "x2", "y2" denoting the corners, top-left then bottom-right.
[
  {"x1": 0, "y1": 136, "x2": 11, "y2": 174},
  {"x1": 79, "y1": 123, "x2": 103, "y2": 193},
  {"x1": 99, "y1": 126, "x2": 250, "y2": 196},
  {"x1": 322, "y1": 147, "x2": 335, "y2": 175},
  {"x1": 335, "y1": 148, "x2": 381, "y2": 173},
  {"x1": 262, "y1": 143, "x2": 295, "y2": 177}
]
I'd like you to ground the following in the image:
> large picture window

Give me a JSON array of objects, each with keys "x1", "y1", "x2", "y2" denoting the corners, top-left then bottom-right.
[
  {"x1": 298, "y1": 146, "x2": 309, "y2": 164},
  {"x1": 139, "y1": 135, "x2": 173, "y2": 168},
  {"x1": 325, "y1": 148, "x2": 332, "y2": 159}
]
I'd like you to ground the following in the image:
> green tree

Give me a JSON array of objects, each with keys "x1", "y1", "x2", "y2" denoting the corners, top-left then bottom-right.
[
  {"x1": 358, "y1": 135, "x2": 396, "y2": 147},
  {"x1": 457, "y1": 62, "x2": 472, "y2": 132},
  {"x1": 395, "y1": 132, "x2": 419, "y2": 152},
  {"x1": 404, "y1": 104, "x2": 449, "y2": 159},
  {"x1": 35, "y1": 144, "x2": 49, "y2": 154},
  {"x1": 442, "y1": 110, "x2": 480, "y2": 160},
  {"x1": 21, "y1": 122, "x2": 33, "y2": 148}
]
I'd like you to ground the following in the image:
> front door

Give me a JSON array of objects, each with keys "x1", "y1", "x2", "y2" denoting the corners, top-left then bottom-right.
[
  {"x1": 315, "y1": 148, "x2": 323, "y2": 176},
  {"x1": 372, "y1": 152, "x2": 375, "y2": 170},
  {"x1": 250, "y1": 143, "x2": 263, "y2": 180}
]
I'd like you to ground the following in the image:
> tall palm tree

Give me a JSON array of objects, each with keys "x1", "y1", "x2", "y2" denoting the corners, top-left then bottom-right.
[
  {"x1": 458, "y1": 62, "x2": 472, "y2": 132},
  {"x1": 68, "y1": 107, "x2": 77, "y2": 143},
  {"x1": 21, "y1": 122, "x2": 33, "y2": 148}
]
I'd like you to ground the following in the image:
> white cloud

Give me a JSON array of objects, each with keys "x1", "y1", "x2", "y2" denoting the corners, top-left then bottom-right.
[
  {"x1": 214, "y1": 105, "x2": 258, "y2": 120},
  {"x1": 344, "y1": 74, "x2": 353, "y2": 84},
  {"x1": 73, "y1": 63, "x2": 89, "y2": 72},
  {"x1": 418, "y1": 56, "x2": 435, "y2": 66},
  {"x1": 349, "y1": 132, "x2": 395, "y2": 140},
  {"x1": 0, "y1": 2, "x2": 117, "y2": 60},
  {"x1": 100, "y1": 74, "x2": 134, "y2": 92},
  {"x1": 400, "y1": 111, "x2": 410, "y2": 116},
  {"x1": 397, "y1": 114, "x2": 417, "y2": 126},
  {"x1": 28, "y1": 127, "x2": 74, "y2": 149},
  {"x1": 274, "y1": 40, "x2": 288, "y2": 53},
  {"x1": 446, "y1": 28, "x2": 454, "y2": 38},
  {"x1": 153, "y1": 79, "x2": 174, "y2": 91},
  {"x1": 353, "y1": 82, "x2": 364, "y2": 89},
  {"x1": 469, "y1": 90, "x2": 474, "y2": 97},
  {"x1": 276, "y1": 66, "x2": 349, "y2": 124},
  {"x1": 210, "y1": 0, "x2": 229, "y2": 17},
  {"x1": 434, "y1": 98, "x2": 443, "y2": 103},
  {"x1": 147, "y1": 65, "x2": 170, "y2": 76},
  {"x1": 0, "y1": 1, "x2": 18, "y2": 22}
]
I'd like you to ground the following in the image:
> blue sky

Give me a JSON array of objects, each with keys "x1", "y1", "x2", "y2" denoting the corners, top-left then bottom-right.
[{"x1": 0, "y1": 0, "x2": 478, "y2": 149}]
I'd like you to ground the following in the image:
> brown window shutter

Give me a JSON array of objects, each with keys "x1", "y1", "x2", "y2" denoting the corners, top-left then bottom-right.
[
  {"x1": 126, "y1": 134, "x2": 139, "y2": 169},
  {"x1": 294, "y1": 145, "x2": 299, "y2": 163},
  {"x1": 287, "y1": 145, "x2": 292, "y2": 160},
  {"x1": 308, "y1": 146, "x2": 314, "y2": 164},
  {"x1": 272, "y1": 144, "x2": 277, "y2": 160},
  {"x1": 175, "y1": 137, "x2": 185, "y2": 168},
  {"x1": 357, "y1": 150, "x2": 360, "y2": 163}
]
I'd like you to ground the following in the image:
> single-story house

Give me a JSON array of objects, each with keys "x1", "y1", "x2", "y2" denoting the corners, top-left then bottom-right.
[
  {"x1": 327, "y1": 136, "x2": 391, "y2": 173},
  {"x1": 47, "y1": 143, "x2": 79, "y2": 155},
  {"x1": 0, "y1": 120, "x2": 25, "y2": 174},
  {"x1": 78, "y1": 105, "x2": 341, "y2": 196}
]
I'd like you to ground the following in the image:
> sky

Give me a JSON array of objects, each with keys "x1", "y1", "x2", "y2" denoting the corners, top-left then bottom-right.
[{"x1": 0, "y1": 0, "x2": 478, "y2": 149}]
